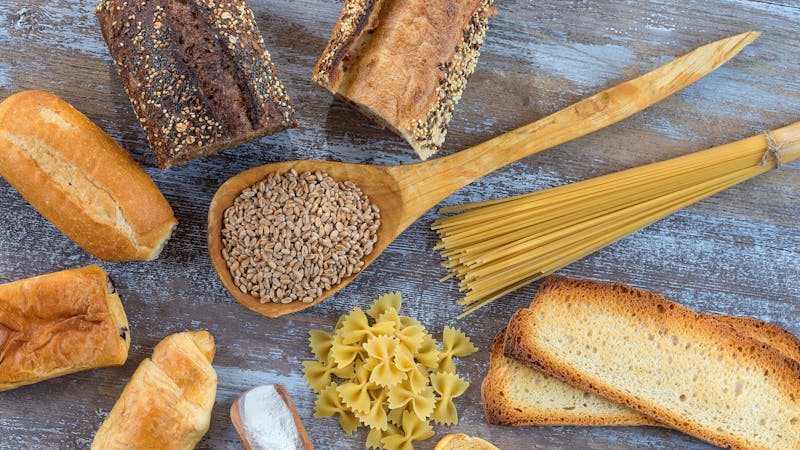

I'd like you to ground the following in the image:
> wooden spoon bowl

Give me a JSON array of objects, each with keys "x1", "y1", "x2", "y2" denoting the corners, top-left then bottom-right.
[
  {"x1": 208, "y1": 32, "x2": 756, "y2": 318},
  {"x1": 209, "y1": 159, "x2": 405, "y2": 318},
  {"x1": 230, "y1": 384, "x2": 314, "y2": 450}
]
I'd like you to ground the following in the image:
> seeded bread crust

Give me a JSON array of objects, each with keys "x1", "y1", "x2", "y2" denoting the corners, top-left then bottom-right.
[
  {"x1": 312, "y1": 0, "x2": 496, "y2": 160},
  {"x1": 503, "y1": 276, "x2": 800, "y2": 450},
  {"x1": 96, "y1": 0, "x2": 297, "y2": 169}
]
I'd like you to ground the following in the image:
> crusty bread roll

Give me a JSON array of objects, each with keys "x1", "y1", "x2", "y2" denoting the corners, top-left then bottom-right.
[
  {"x1": 313, "y1": 0, "x2": 496, "y2": 160},
  {"x1": 0, "y1": 265, "x2": 130, "y2": 392},
  {"x1": 434, "y1": 433, "x2": 500, "y2": 450},
  {"x1": 0, "y1": 90, "x2": 177, "y2": 261},
  {"x1": 92, "y1": 331, "x2": 217, "y2": 450}
]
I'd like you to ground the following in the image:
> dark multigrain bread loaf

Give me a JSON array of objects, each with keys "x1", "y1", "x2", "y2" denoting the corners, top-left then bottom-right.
[
  {"x1": 96, "y1": 0, "x2": 297, "y2": 169},
  {"x1": 313, "y1": 0, "x2": 496, "y2": 160}
]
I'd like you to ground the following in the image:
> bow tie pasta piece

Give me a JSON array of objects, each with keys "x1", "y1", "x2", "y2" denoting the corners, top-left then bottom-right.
[
  {"x1": 356, "y1": 389, "x2": 390, "y2": 431},
  {"x1": 337, "y1": 363, "x2": 373, "y2": 414},
  {"x1": 387, "y1": 379, "x2": 436, "y2": 420},
  {"x1": 430, "y1": 372, "x2": 469, "y2": 425},
  {"x1": 341, "y1": 307, "x2": 395, "y2": 345},
  {"x1": 394, "y1": 341, "x2": 417, "y2": 373},
  {"x1": 303, "y1": 355, "x2": 355, "y2": 393},
  {"x1": 309, "y1": 328, "x2": 333, "y2": 362},
  {"x1": 394, "y1": 323, "x2": 425, "y2": 355},
  {"x1": 367, "y1": 423, "x2": 401, "y2": 449},
  {"x1": 438, "y1": 326, "x2": 478, "y2": 373},
  {"x1": 367, "y1": 292, "x2": 402, "y2": 319},
  {"x1": 314, "y1": 383, "x2": 360, "y2": 435},
  {"x1": 332, "y1": 327, "x2": 367, "y2": 368},
  {"x1": 407, "y1": 363, "x2": 429, "y2": 394},
  {"x1": 415, "y1": 332, "x2": 442, "y2": 369},
  {"x1": 364, "y1": 335, "x2": 406, "y2": 387},
  {"x1": 381, "y1": 410, "x2": 435, "y2": 450},
  {"x1": 376, "y1": 307, "x2": 403, "y2": 331}
]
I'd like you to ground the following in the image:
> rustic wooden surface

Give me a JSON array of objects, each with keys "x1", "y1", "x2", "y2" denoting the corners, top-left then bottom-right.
[{"x1": 0, "y1": 0, "x2": 798, "y2": 448}]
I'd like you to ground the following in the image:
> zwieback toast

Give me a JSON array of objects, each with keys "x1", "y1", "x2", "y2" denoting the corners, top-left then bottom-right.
[
  {"x1": 484, "y1": 310, "x2": 800, "y2": 427},
  {"x1": 503, "y1": 276, "x2": 800, "y2": 449}
]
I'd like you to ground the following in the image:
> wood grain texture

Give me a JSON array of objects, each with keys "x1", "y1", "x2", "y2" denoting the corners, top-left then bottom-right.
[{"x1": 0, "y1": 0, "x2": 798, "y2": 449}]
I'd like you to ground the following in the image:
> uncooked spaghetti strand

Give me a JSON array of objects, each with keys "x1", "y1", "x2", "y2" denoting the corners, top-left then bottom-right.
[
  {"x1": 436, "y1": 131, "x2": 773, "y2": 216},
  {"x1": 434, "y1": 148, "x2": 765, "y2": 240},
  {"x1": 438, "y1": 154, "x2": 759, "y2": 253},
  {"x1": 464, "y1": 164, "x2": 757, "y2": 272},
  {"x1": 460, "y1": 167, "x2": 762, "y2": 307}
]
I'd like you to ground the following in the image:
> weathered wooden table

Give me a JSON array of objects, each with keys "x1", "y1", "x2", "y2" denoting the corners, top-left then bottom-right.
[{"x1": 1, "y1": 0, "x2": 798, "y2": 448}]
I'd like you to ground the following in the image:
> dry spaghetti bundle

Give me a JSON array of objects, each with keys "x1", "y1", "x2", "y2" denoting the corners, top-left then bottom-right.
[{"x1": 433, "y1": 123, "x2": 800, "y2": 317}]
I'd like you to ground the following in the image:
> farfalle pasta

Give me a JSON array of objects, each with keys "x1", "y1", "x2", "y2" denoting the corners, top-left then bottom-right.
[
  {"x1": 381, "y1": 411, "x2": 435, "y2": 450},
  {"x1": 438, "y1": 327, "x2": 478, "y2": 373},
  {"x1": 303, "y1": 292, "x2": 477, "y2": 449},
  {"x1": 315, "y1": 383, "x2": 361, "y2": 434},
  {"x1": 430, "y1": 372, "x2": 469, "y2": 425}
]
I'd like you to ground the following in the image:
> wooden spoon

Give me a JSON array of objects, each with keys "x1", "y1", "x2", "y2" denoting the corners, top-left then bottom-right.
[
  {"x1": 208, "y1": 32, "x2": 758, "y2": 318},
  {"x1": 230, "y1": 384, "x2": 314, "y2": 450}
]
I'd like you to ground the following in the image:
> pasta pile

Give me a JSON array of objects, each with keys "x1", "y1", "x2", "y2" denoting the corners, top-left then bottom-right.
[
  {"x1": 433, "y1": 124, "x2": 800, "y2": 317},
  {"x1": 303, "y1": 293, "x2": 478, "y2": 450}
]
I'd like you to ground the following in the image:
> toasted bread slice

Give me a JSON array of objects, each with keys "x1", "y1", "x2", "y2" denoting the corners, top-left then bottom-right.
[
  {"x1": 483, "y1": 328, "x2": 659, "y2": 426},
  {"x1": 484, "y1": 312, "x2": 800, "y2": 427},
  {"x1": 434, "y1": 433, "x2": 500, "y2": 450},
  {"x1": 711, "y1": 314, "x2": 800, "y2": 363},
  {"x1": 503, "y1": 276, "x2": 800, "y2": 449}
]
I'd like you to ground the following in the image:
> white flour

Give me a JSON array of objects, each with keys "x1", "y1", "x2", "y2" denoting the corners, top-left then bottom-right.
[{"x1": 241, "y1": 385, "x2": 304, "y2": 450}]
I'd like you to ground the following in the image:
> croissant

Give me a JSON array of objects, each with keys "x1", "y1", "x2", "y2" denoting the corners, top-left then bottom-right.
[
  {"x1": 92, "y1": 331, "x2": 217, "y2": 450},
  {"x1": 0, "y1": 265, "x2": 130, "y2": 392}
]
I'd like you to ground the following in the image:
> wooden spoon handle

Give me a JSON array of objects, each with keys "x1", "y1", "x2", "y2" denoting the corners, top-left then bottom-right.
[{"x1": 395, "y1": 31, "x2": 759, "y2": 224}]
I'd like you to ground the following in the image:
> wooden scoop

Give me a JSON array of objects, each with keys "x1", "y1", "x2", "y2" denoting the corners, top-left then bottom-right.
[
  {"x1": 230, "y1": 384, "x2": 314, "y2": 450},
  {"x1": 209, "y1": 32, "x2": 758, "y2": 318}
]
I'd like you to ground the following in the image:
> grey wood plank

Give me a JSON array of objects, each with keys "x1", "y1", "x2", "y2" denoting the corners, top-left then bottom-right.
[{"x1": 0, "y1": 0, "x2": 798, "y2": 449}]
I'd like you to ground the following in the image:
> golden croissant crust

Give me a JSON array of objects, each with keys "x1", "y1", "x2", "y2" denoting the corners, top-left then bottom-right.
[{"x1": 92, "y1": 331, "x2": 217, "y2": 450}]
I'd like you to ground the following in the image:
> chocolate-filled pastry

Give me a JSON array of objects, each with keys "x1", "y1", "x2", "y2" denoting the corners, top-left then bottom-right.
[{"x1": 0, "y1": 265, "x2": 130, "y2": 392}]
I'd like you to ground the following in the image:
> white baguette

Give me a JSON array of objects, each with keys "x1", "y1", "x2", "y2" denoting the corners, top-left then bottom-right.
[
  {"x1": 503, "y1": 276, "x2": 800, "y2": 449},
  {"x1": 0, "y1": 91, "x2": 177, "y2": 261}
]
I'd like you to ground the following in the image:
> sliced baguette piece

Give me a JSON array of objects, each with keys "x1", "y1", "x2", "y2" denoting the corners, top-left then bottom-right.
[
  {"x1": 434, "y1": 433, "x2": 500, "y2": 450},
  {"x1": 484, "y1": 313, "x2": 800, "y2": 427},
  {"x1": 503, "y1": 276, "x2": 800, "y2": 450}
]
